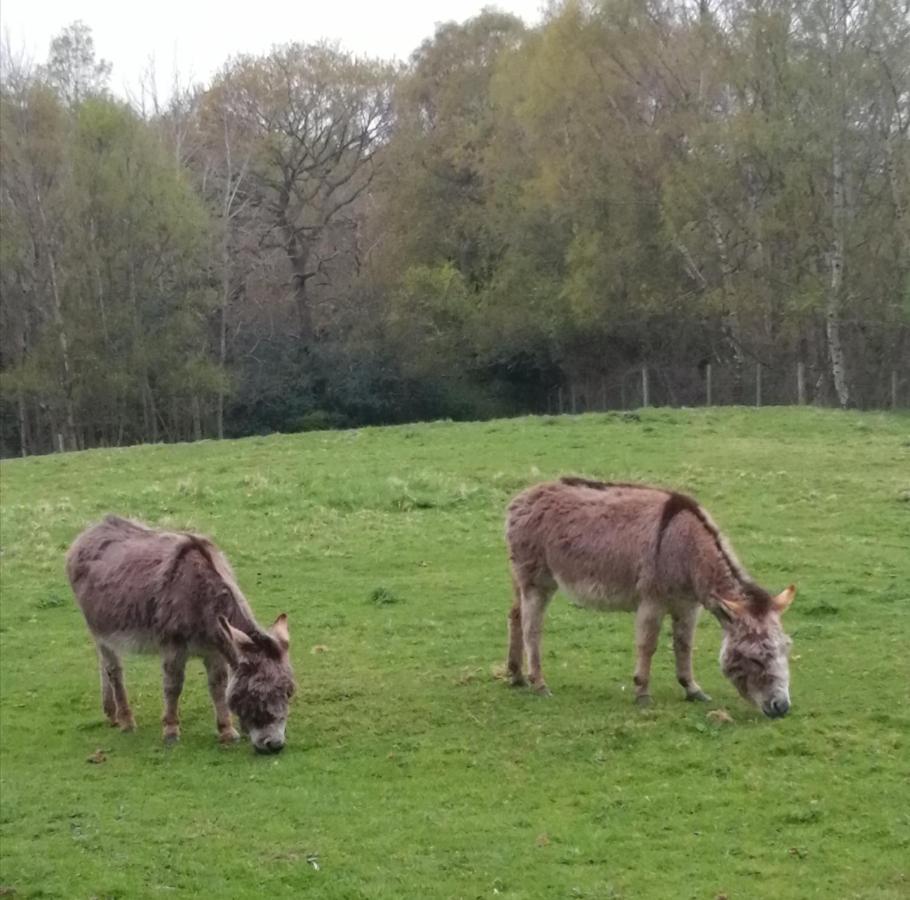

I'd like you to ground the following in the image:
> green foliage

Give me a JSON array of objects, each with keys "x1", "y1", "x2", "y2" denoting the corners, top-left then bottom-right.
[
  {"x1": 1, "y1": 409, "x2": 908, "y2": 897},
  {"x1": 2, "y1": 8, "x2": 909, "y2": 456}
]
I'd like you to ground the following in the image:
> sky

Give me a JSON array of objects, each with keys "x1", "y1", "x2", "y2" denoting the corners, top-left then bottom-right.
[{"x1": 2, "y1": 0, "x2": 546, "y2": 98}]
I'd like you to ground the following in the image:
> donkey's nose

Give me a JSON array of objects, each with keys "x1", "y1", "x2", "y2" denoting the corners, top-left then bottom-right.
[
  {"x1": 266, "y1": 738, "x2": 285, "y2": 753},
  {"x1": 766, "y1": 697, "x2": 790, "y2": 718}
]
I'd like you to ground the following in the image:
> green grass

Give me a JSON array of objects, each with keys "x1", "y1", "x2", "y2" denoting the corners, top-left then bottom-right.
[{"x1": 1, "y1": 408, "x2": 908, "y2": 899}]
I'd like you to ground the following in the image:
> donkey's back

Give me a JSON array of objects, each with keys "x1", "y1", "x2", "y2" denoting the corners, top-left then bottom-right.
[
  {"x1": 507, "y1": 478, "x2": 673, "y2": 606},
  {"x1": 67, "y1": 515, "x2": 225, "y2": 649}
]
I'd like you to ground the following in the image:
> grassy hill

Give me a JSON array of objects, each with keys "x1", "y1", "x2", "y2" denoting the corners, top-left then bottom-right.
[{"x1": 1, "y1": 408, "x2": 908, "y2": 899}]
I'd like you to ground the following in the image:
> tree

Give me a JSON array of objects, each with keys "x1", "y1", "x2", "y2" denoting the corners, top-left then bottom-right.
[
  {"x1": 41, "y1": 21, "x2": 111, "y2": 105},
  {"x1": 206, "y1": 45, "x2": 395, "y2": 348}
]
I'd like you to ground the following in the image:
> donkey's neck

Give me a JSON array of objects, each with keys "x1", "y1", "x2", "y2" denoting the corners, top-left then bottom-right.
[
  {"x1": 690, "y1": 528, "x2": 750, "y2": 610},
  {"x1": 223, "y1": 600, "x2": 260, "y2": 637},
  {"x1": 691, "y1": 531, "x2": 773, "y2": 619}
]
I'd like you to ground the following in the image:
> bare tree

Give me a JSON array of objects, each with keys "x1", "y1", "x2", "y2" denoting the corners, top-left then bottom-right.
[{"x1": 208, "y1": 44, "x2": 394, "y2": 347}]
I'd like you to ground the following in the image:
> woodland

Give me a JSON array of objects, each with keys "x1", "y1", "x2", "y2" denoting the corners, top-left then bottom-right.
[{"x1": 1, "y1": 1, "x2": 908, "y2": 455}]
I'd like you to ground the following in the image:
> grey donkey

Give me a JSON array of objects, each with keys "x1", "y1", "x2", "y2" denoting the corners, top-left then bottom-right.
[{"x1": 67, "y1": 516, "x2": 295, "y2": 752}]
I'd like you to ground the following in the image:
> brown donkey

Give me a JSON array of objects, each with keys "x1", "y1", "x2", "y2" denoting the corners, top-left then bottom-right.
[
  {"x1": 67, "y1": 516, "x2": 295, "y2": 752},
  {"x1": 506, "y1": 478, "x2": 795, "y2": 717}
]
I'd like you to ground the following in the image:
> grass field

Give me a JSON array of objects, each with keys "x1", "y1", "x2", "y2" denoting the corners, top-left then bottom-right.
[{"x1": 1, "y1": 407, "x2": 908, "y2": 899}]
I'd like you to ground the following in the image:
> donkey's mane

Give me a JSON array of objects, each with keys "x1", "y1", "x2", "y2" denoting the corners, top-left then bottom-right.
[
  {"x1": 656, "y1": 492, "x2": 772, "y2": 614},
  {"x1": 557, "y1": 479, "x2": 772, "y2": 614},
  {"x1": 168, "y1": 529, "x2": 280, "y2": 657}
]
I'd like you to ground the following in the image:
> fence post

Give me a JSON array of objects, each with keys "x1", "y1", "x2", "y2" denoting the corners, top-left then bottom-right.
[
  {"x1": 642, "y1": 365, "x2": 650, "y2": 407},
  {"x1": 755, "y1": 363, "x2": 762, "y2": 408},
  {"x1": 600, "y1": 377, "x2": 607, "y2": 411},
  {"x1": 797, "y1": 361, "x2": 806, "y2": 405},
  {"x1": 893, "y1": 370, "x2": 899, "y2": 410},
  {"x1": 558, "y1": 385, "x2": 564, "y2": 414},
  {"x1": 570, "y1": 383, "x2": 577, "y2": 414},
  {"x1": 705, "y1": 363, "x2": 712, "y2": 406}
]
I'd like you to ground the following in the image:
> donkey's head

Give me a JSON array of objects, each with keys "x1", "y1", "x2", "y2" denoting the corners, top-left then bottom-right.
[
  {"x1": 218, "y1": 614, "x2": 295, "y2": 753},
  {"x1": 716, "y1": 586, "x2": 795, "y2": 718}
]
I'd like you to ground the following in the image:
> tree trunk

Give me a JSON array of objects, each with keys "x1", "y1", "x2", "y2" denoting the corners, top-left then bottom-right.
[
  {"x1": 35, "y1": 188, "x2": 77, "y2": 450},
  {"x1": 217, "y1": 231, "x2": 229, "y2": 440},
  {"x1": 827, "y1": 134, "x2": 850, "y2": 409},
  {"x1": 883, "y1": 128, "x2": 909, "y2": 255},
  {"x1": 192, "y1": 395, "x2": 203, "y2": 442},
  {"x1": 17, "y1": 390, "x2": 28, "y2": 457},
  {"x1": 708, "y1": 204, "x2": 745, "y2": 400}
]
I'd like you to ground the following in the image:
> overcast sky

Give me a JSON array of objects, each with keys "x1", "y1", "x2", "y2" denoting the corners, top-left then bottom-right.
[{"x1": 2, "y1": 0, "x2": 545, "y2": 97}]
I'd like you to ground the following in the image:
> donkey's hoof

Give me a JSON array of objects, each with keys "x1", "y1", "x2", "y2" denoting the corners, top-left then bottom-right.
[
  {"x1": 218, "y1": 728, "x2": 241, "y2": 744},
  {"x1": 532, "y1": 684, "x2": 552, "y2": 697},
  {"x1": 686, "y1": 689, "x2": 712, "y2": 703},
  {"x1": 163, "y1": 730, "x2": 180, "y2": 746},
  {"x1": 118, "y1": 718, "x2": 137, "y2": 732},
  {"x1": 509, "y1": 674, "x2": 527, "y2": 687},
  {"x1": 635, "y1": 694, "x2": 652, "y2": 708}
]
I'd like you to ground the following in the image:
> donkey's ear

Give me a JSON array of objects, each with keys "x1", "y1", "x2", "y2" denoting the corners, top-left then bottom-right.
[
  {"x1": 270, "y1": 613, "x2": 290, "y2": 650},
  {"x1": 712, "y1": 592, "x2": 748, "y2": 620},
  {"x1": 772, "y1": 584, "x2": 796, "y2": 614},
  {"x1": 218, "y1": 615, "x2": 256, "y2": 651}
]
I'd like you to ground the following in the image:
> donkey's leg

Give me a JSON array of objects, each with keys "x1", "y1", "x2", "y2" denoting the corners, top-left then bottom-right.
[
  {"x1": 506, "y1": 571, "x2": 526, "y2": 686},
  {"x1": 98, "y1": 643, "x2": 136, "y2": 731},
  {"x1": 204, "y1": 653, "x2": 239, "y2": 744},
  {"x1": 97, "y1": 645, "x2": 117, "y2": 726},
  {"x1": 521, "y1": 585, "x2": 554, "y2": 696},
  {"x1": 672, "y1": 606, "x2": 711, "y2": 702},
  {"x1": 633, "y1": 601, "x2": 664, "y2": 706},
  {"x1": 161, "y1": 644, "x2": 189, "y2": 744}
]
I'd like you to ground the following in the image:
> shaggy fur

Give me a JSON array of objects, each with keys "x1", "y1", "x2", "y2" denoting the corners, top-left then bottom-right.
[
  {"x1": 505, "y1": 479, "x2": 795, "y2": 716},
  {"x1": 67, "y1": 515, "x2": 295, "y2": 751}
]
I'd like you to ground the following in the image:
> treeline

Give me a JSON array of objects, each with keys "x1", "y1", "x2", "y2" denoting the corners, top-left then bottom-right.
[{"x1": 2, "y1": 1, "x2": 908, "y2": 456}]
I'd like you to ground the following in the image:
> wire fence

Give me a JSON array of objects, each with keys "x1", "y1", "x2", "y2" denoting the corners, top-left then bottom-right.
[{"x1": 543, "y1": 362, "x2": 908, "y2": 414}]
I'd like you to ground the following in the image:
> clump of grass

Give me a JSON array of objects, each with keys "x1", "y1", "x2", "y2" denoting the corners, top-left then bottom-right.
[
  {"x1": 803, "y1": 601, "x2": 840, "y2": 617},
  {"x1": 368, "y1": 586, "x2": 402, "y2": 606},
  {"x1": 35, "y1": 593, "x2": 66, "y2": 611},
  {"x1": 175, "y1": 477, "x2": 212, "y2": 501}
]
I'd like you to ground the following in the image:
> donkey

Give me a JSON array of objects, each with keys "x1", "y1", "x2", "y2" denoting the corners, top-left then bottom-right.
[
  {"x1": 506, "y1": 478, "x2": 795, "y2": 717},
  {"x1": 66, "y1": 515, "x2": 295, "y2": 752}
]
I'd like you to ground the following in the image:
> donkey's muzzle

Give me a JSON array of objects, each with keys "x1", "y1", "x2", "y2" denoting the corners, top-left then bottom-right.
[
  {"x1": 763, "y1": 697, "x2": 790, "y2": 719},
  {"x1": 255, "y1": 738, "x2": 285, "y2": 754}
]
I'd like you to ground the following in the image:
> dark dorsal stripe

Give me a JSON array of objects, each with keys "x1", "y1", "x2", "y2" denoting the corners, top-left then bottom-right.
[
  {"x1": 657, "y1": 492, "x2": 772, "y2": 614},
  {"x1": 560, "y1": 476, "x2": 772, "y2": 613},
  {"x1": 559, "y1": 476, "x2": 646, "y2": 491},
  {"x1": 174, "y1": 535, "x2": 282, "y2": 658}
]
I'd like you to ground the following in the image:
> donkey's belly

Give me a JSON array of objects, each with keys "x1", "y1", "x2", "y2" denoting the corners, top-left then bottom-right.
[
  {"x1": 96, "y1": 629, "x2": 162, "y2": 654},
  {"x1": 555, "y1": 577, "x2": 640, "y2": 613}
]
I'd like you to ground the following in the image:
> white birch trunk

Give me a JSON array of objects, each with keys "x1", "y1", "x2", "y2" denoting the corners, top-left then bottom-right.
[{"x1": 34, "y1": 187, "x2": 78, "y2": 449}]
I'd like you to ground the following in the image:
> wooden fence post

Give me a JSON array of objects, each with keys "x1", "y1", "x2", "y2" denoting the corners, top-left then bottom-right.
[
  {"x1": 706, "y1": 363, "x2": 712, "y2": 406},
  {"x1": 755, "y1": 363, "x2": 762, "y2": 407},
  {"x1": 893, "y1": 370, "x2": 899, "y2": 410},
  {"x1": 797, "y1": 361, "x2": 806, "y2": 405},
  {"x1": 642, "y1": 365, "x2": 650, "y2": 407}
]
